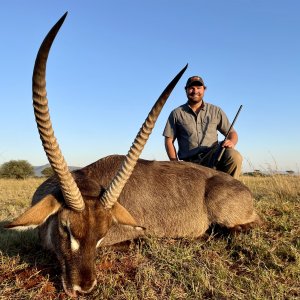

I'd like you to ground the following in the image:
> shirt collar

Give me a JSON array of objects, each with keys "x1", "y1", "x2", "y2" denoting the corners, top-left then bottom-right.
[{"x1": 184, "y1": 100, "x2": 206, "y2": 112}]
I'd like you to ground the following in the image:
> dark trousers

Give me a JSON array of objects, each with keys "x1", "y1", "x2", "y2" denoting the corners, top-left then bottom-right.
[{"x1": 184, "y1": 146, "x2": 242, "y2": 179}]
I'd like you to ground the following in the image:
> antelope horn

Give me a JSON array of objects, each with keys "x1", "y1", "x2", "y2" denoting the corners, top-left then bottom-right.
[
  {"x1": 32, "y1": 12, "x2": 85, "y2": 212},
  {"x1": 101, "y1": 64, "x2": 188, "y2": 208}
]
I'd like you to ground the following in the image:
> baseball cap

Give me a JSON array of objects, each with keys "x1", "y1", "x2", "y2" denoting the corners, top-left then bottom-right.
[{"x1": 185, "y1": 76, "x2": 205, "y2": 88}]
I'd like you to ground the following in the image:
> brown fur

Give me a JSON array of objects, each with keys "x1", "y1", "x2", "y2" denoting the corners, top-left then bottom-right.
[
  {"x1": 8, "y1": 155, "x2": 261, "y2": 296},
  {"x1": 33, "y1": 155, "x2": 261, "y2": 245}
]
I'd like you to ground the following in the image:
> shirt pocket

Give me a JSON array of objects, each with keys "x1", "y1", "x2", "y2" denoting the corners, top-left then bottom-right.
[
  {"x1": 177, "y1": 121, "x2": 195, "y2": 137},
  {"x1": 201, "y1": 120, "x2": 218, "y2": 139}
]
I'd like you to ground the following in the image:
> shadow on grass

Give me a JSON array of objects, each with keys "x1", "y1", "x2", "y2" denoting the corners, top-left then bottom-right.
[{"x1": 0, "y1": 220, "x2": 62, "y2": 292}]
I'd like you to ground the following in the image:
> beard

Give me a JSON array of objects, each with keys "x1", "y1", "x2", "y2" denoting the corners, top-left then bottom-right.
[{"x1": 187, "y1": 94, "x2": 203, "y2": 103}]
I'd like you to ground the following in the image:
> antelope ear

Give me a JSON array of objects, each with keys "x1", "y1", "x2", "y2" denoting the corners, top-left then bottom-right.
[
  {"x1": 5, "y1": 194, "x2": 61, "y2": 230},
  {"x1": 111, "y1": 202, "x2": 145, "y2": 230}
]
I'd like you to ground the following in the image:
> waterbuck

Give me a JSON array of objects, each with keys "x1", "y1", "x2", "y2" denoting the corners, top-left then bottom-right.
[{"x1": 6, "y1": 13, "x2": 261, "y2": 297}]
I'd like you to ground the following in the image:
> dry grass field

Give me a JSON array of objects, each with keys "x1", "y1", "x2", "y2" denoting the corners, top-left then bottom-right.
[{"x1": 0, "y1": 175, "x2": 299, "y2": 299}]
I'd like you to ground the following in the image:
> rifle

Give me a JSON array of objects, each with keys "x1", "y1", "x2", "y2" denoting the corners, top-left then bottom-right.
[{"x1": 212, "y1": 105, "x2": 243, "y2": 169}]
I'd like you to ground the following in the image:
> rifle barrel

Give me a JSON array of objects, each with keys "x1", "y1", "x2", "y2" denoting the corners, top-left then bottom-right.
[{"x1": 215, "y1": 105, "x2": 243, "y2": 164}]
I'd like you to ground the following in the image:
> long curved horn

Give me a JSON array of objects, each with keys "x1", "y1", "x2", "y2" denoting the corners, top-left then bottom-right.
[
  {"x1": 32, "y1": 12, "x2": 85, "y2": 212},
  {"x1": 101, "y1": 64, "x2": 188, "y2": 208}
]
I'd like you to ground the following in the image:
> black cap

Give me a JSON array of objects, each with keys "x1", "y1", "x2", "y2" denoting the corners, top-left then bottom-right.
[{"x1": 185, "y1": 76, "x2": 205, "y2": 89}]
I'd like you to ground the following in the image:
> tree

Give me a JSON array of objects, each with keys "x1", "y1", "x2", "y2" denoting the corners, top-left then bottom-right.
[
  {"x1": 286, "y1": 170, "x2": 295, "y2": 175},
  {"x1": 0, "y1": 160, "x2": 34, "y2": 179},
  {"x1": 41, "y1": 166, "x2": 55, "y2": 177}
]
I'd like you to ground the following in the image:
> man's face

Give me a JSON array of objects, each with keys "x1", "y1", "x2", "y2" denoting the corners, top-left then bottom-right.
[{"x1": 186, "y1": 84, "x2": 205, "y2": 103}]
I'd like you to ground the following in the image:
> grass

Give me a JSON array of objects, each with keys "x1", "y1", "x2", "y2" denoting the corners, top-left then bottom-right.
[{"x1": 0, "y1": 175, "x2": 299, "y2": 299}]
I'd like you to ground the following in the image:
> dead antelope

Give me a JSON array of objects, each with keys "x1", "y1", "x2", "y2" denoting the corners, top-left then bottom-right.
[{"x1": 6, "y1": 12, "x2": 261, "y2": 297}]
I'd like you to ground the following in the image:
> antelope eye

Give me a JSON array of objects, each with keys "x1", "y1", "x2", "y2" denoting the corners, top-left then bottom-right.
[{"x1": 59, "y1": 223, "x2": 69, "y2": 236}]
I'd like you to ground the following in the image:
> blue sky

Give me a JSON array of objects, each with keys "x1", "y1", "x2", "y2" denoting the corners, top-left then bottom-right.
[{"x1": 0, "y1": 0, "x2": 299, "y2": 172}]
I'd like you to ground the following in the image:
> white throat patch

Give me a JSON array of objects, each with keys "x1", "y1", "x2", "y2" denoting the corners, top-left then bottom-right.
[{"x1": 96, "y1": 237, "x2": 105, "y2": 248}]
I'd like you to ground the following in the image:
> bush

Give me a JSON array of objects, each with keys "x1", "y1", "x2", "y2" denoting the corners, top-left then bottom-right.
[
  {"x1": 0, "y1": 160, "x2": 34, "y2": 179},
  {"x1": 41, "y1": 166, "x2": 54, "y2": 177}
]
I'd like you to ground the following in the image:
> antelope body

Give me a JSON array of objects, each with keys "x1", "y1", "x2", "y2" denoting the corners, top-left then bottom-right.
[
  {"x1": 6, "y1": 13, "x2": 261, "y2": 297},
  {"x1": 33, "y1": 155, "x2": 258, "y2": 246}
]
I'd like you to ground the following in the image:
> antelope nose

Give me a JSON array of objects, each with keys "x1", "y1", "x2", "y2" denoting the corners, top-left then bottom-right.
[{"x1": 75, "y1": 279, "x2": 97, "y2": 294}]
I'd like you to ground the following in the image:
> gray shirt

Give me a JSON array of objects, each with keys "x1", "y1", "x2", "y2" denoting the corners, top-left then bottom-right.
[{"x1": 163, "y1": 102, "x2": 232, "y2": 160}]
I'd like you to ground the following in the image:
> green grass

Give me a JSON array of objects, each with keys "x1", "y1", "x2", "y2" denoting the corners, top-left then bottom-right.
[{"x1": 0, "y1": 176, "x2": 299, "y2": 299}]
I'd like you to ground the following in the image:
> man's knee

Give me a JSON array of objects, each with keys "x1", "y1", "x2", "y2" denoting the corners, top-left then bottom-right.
[
  {"x1": 230, "y1": 149, "x2": 243, "y2": 166},
  {"x1": 223, "y1": 148, "x2": 243, "y2": 166},
  {"x1": 218, "y1": 148, "x2": 243, "y2": 178}
]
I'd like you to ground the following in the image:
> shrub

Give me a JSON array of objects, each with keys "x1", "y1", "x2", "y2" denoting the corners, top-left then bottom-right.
[
  {"x1": 41, "y1": 166, "x2": 54, "y2": 178},
  {"x1": 0, "y1": 160, "x2": 34, "y2": 179}
]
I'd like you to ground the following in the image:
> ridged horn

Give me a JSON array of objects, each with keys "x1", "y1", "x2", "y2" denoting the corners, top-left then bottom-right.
[
  {"x1": 32, "y1": 12, "x2": 85, "y2": 212},
  {"x1": 101, "y1": 64, "x2": 188, "y2": 208}
]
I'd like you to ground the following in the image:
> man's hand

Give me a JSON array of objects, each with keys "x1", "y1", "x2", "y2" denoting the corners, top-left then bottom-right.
[
  {"x1": 222, "y1": 139, "x2": 235, "y2": 148},
  {"x1": 223, "y1": 130, "x2": 238, "y2": 148}
]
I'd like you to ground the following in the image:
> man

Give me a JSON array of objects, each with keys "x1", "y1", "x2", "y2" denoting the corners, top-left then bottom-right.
[{"x1": 163, "y1": 76, "x2": 242, "y2": 179}]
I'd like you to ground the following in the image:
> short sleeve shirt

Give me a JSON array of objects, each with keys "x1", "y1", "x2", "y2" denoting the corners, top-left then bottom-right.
[{"x1": 163, "y1": 102, "x2": 232, "y2": 160}]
